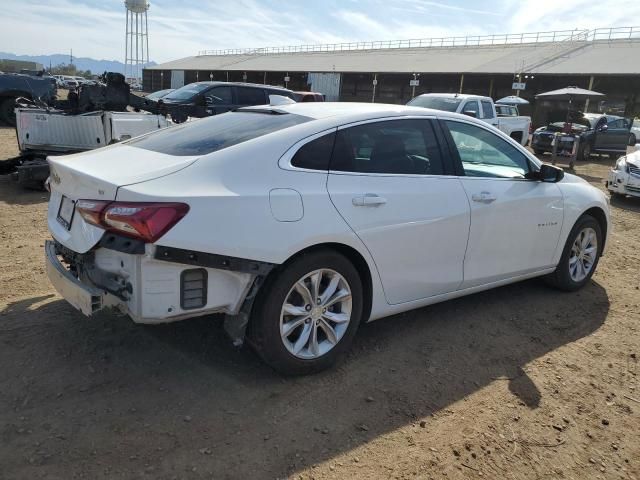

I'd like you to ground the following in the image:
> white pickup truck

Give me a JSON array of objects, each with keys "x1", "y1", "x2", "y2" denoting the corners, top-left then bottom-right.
[{"x1": 408, "y1": 93, "x2": 531, "y2": 146}]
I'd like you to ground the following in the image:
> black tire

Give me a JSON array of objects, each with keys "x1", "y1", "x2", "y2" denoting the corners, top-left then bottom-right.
[
  {"x1": 248, "y1": 250, "x2": 364, "y2": 375},
  {"x1": 629, "y1": 133, "x2": 636, "y2": 146},
  {"x1": 533, "y1": 148, "x2": 544, "y2": 156},
  {"x1": 0, "y1": 98, "x2": 17, "y2": 126},
  {"x1": 545, "y1": 214, "x2": 603, "y2": 292},
  {"x1": 578, "y1": 142, "x2": 592, "y2": 161}
]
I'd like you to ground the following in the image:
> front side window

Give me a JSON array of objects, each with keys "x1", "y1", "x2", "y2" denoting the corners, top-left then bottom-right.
[
  {"x1": 236, "y1": 87, "x2": 266, "y2": 106},
  {"x1": 330, "y1": 119, "x2": 444, "y2": 175},
  {"x1": 206, "y1": 86, "x2": 232, "y2": 105},
  {"x1": 481, "y1": 101, "x2": 495, "y2": 119},
  {"x1": 608, "y1": 119, "x2": 624, "y2": 129},
  {"x1": 444, "y1": 120, "x2": 530, "y2": 178}
]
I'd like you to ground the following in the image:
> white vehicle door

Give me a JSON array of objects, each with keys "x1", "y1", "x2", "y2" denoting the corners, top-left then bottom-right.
[
  {"x1": 441, "y1": 119, "x2": 564, "y2": 288},
  {"x1": 326, "y1": 118, "x2": 470, "y2": 305},
  {"x1": 480, "y1": 100, "x2": 500, "y2": 128}
]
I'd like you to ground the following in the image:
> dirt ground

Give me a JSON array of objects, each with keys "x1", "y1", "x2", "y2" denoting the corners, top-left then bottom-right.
[{"x1": 0, "y1": 125, "x2": 639, "y2": 480}]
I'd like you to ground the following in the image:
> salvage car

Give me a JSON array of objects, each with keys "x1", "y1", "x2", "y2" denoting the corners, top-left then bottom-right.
[
  {"x1": 607, "y1": 147, "x2": 640, "y2": 198},
  {"x1": 45, "y1": 103, "x2": 610, "y2": 374},
  {"x1": 408, "y1": 93, "x2": 531, "y2": 146},
  {"x1": 530, "y1": 122, "x2": 590, "y2": 156}
]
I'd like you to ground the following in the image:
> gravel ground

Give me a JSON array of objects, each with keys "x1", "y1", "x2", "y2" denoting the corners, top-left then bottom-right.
[{"x1": 0, "y1": 125, "x2": 639, "y2": 480}]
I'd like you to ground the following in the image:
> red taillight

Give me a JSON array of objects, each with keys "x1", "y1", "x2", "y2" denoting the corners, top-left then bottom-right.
[{"x1": 76, "y1": 200, "x2": 189, "y2": 243}]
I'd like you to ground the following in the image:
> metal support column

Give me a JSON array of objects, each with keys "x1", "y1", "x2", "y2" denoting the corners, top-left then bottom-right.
[
  {"x1": 459, "y1": 74, "x2": 464, "y2": 94},
  {"x1": 584, "y1": 75, "x2": 595, "y2": 112}
]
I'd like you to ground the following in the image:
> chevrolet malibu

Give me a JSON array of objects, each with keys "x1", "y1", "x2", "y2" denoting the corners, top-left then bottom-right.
[{"x1": 45, "y1": 103, "x2": 610, "y2": 374}]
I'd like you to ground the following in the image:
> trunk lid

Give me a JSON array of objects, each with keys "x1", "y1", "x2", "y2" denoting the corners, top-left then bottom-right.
[{"x1": 47, "y1": 144, "x2": 199, "y2": 253}]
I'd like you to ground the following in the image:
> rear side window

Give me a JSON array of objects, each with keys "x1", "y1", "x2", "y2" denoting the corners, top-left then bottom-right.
[
  {"x1": 236, "y1": 87, "x2": 266, "y2": 105},
  {"x1": 127, "y1": 112, "x2": 310, "y2": 156},
  {"x1": 291, "y1": 132, "x2": 336, "y2": 170},
  {"x1": 330, "y1": 119, "x2": 444, "y2": 175}
]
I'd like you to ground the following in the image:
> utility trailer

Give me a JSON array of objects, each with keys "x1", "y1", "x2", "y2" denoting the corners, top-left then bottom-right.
[{"x1": 11, "y1": 108, "x2": 172, "y2": 189}]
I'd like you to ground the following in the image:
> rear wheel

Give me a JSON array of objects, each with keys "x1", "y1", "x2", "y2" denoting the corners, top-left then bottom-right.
[
  {"x1": 0, "y1": 98, "x2": 17, "y2": 126},
  {"x1": 248, "y1": 250, "x2": 363, "y2": 375},
  {"x1": 545, "y1": 215, "x2": 602, "y2": 291},
  {"x1": 629, "y1": 133, "x2": 636, "y2": 146}
]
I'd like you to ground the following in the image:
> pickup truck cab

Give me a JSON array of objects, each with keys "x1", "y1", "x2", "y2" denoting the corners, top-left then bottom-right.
[{"x1": 408, "y1": 93, "x2": 532, "y2": 146}]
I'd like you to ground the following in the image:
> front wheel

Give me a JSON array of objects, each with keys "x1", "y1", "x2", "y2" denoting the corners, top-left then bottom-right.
[
  {"x1": 629, "y1": 133, "x2": 636, "y2": 146},
  {"x1": 248, "y1": 250, "x2": 363, "y2": 375},
  {"x1": 533, "y1": 148, "x2": 544, "y2": 156},
  {"x1": 545, "y1": 215, "x2": 602, "y2": 291}
]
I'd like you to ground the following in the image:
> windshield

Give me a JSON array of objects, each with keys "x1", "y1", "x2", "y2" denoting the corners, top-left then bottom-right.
[
  {"x1": 407, "y1": 96, "x2": 462, "y2": 112},
  {"x1": 127, "y1": 111, "x2": 311, "y2": 156},
  {"x1": 163, "y1": 84, "x2": 212, "y2": 101},
  {"x1": 146, "y1": 89, "x2": 173, "y2": 100}
]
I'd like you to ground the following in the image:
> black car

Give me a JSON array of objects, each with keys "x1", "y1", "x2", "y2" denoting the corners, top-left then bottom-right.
[
  {"x1": 159, "y1": 82, "x2": 296, "y2": 121},
  {"x1": 531, "y1": 114, "x2": 632, "y2": 160}
]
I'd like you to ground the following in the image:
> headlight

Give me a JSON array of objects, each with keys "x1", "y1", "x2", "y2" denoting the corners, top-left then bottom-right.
[{"x1": 615, "y1": 157, "x2": 628, "y2": 172}]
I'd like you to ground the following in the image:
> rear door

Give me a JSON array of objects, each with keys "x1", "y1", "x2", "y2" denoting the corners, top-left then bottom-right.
[
  {"x1": 480, "y1": 100, "x2": 499, "y2": 128},
  {"x1": 235, "y1": 86, "x2": 267, "y2": 107},
  {"x1": 326, "y1": 117, "x2": 470, "y2": 305},
  {"x1": 605, "y1": 118, "x2": 629, "y2": 151},
  {"x1": 441, "y1": 119, "x2": 563, "y2": 288}
]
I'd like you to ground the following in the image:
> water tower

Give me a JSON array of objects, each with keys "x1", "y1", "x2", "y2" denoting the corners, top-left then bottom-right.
[{"x1": 124, "y1": 0, "x2": 149, "y2": 82}]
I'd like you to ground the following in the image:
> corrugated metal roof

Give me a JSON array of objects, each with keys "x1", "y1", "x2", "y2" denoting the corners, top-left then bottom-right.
[{"x1": 148, "y1": 39, "x2": 640, "y2": 75}]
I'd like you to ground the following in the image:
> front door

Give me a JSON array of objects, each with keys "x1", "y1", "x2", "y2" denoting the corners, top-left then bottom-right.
[
  {"x1": 204, "y1": 85, "x2": 234, "y2": 115},
  {"x1": 326, "y1": 118, "x2": 470, "y2": 305},
  {"x1": 441, "y1": 119, "x2": 564, "y2": 288}
]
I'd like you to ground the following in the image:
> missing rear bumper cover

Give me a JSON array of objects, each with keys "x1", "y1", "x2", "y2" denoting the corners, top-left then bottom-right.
[{"x1": 154, "y1": 245, "x2": 275, "y2": 275}]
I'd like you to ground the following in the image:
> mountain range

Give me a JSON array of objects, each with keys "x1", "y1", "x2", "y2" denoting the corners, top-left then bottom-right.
[{"x1": 0, "y1": 52, "x2": 156, "y2": 74}]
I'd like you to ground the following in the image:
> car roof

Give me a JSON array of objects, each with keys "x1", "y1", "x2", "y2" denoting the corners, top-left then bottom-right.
[
  {"x1": 415, "y1": 93, "x2": 491, "y2": 101},
  {"x1": 241, "y1": 101, "x2": 469, "y2": 122}
]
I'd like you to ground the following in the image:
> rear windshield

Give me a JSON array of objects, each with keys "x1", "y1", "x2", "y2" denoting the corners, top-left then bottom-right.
[
  {"x1": 127, "y1": 111, "x2": 311, "y2": 156},
  {"x1": 407, "y1": 96, "x2": 462, "y2": 112},
  {"x1": 163, "y1": 84, "x2": 212, "y2": 101}
]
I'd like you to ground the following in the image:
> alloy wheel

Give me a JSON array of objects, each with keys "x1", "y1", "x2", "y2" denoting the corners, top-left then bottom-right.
[
  {"x1": 568, "y1": 227, "x2": 598, "y2": 282},
  {"x1": 279, "y1": 269, "x2": 352, "y2": 360}
]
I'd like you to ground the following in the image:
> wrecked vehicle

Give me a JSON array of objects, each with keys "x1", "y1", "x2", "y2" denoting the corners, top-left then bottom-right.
[
  {"x1": 8, "y1": 73, "x2": 173, "y2": 189},
  {"x1": 607, "y1": 146, "x2": 640, "y2": 198},
  {"x1": 0, "y1": 72, "x2": 57, "y2": 125}
]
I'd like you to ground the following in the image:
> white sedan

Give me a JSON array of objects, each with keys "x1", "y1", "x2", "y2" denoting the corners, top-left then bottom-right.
[
  {"x1": 45, "y1": 103, "x2": 610, "y2": 374},
  {"x1": 608, "y1": 147, "x2": 640, "y2": 198}
]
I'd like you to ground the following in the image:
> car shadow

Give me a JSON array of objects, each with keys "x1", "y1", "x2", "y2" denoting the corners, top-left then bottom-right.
[
  {"x1": 609, "y1": 193, "x2": 640, "y2": 213},
  {"x1": 0, "y1": 174, "x2": 48, "y2": 206},
  {"x1": 0, "y1": 277, "x2": 609, "y2": 478}
]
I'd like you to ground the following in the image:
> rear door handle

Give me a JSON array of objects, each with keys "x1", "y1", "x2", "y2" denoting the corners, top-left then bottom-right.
[
  {"x1": 471, "y1": 191, "x2": 497, "y2": 204},
  {"x1": 352, "y1": 193, "x2": 387, "y2": 207}
]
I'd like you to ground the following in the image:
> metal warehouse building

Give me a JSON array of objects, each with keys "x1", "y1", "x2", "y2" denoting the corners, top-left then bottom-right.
[{"x1": 144, "y1": 27, "x2": 640, "y2": 123}]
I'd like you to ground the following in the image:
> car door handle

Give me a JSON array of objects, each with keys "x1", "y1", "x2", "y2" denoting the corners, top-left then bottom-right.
[
  {"x1": 471, "y1": 191, "x2": 497, "y2": 204},
  {"x1": 352, "y1": 194, "x2": 387, "y2": 207}
]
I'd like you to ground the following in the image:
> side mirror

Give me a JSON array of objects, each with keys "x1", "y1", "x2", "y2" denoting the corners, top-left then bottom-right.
[
  {"x1": 463, "y1": 110, "x2": 478, "y2": 118},
  {"x1": 527, "y1": 163, "x2": 564, "y2": 183},
  {"x1": 597, "y1": 124, "x2": 608, "y2": 133}
]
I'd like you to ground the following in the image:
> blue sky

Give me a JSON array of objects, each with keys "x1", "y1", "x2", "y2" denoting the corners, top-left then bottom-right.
[{"x1": 1, "y1": 0, "x2": 638, "y2": 63}]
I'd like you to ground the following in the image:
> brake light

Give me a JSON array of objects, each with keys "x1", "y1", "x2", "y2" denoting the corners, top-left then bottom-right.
[{"x1": 76, "y1": 200, "x2": 189, "y2": 243}]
